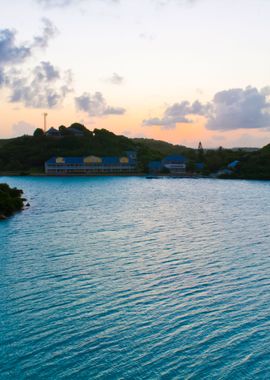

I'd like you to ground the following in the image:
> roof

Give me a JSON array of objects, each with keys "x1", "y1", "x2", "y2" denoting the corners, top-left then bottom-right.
[
  {"x1": 102, "y1": 156, "x2": 120, "y2": 165},
  {"x1": 228, "y1": 160, "x2": 240, "y2": 169},
  {"x1": 45, "y1": 156, "x2": 136, "y2": 165},
  {"x1": 46, "y1": 157, "x2": 84, "y2": 164},
  {"x1": 162, "y1": 155, "x2": 187, "y2": 164},
  {"x1": 148, "y1": 161, "x2": 162, "y2": 169},
  {"x1": 46, "y1": 127, "x2": 60, "y2": 136},
  {"x1": 195, "y1": 163, "x2": 205, "y2": 170}
]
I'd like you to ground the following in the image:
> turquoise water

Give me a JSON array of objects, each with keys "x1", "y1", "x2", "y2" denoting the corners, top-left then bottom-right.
[{"x1": 1, "y1": 177, "x2": 270, "y2": 380}]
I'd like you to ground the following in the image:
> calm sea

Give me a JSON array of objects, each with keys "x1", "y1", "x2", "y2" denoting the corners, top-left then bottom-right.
[{"x1": 1, "y1": 177, "x2": 270, "y2": 379}]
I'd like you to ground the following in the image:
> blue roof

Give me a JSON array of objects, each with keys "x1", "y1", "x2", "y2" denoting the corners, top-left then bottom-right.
[
  {"x1": 195, "y1": 163, "x2": 205, "y2": 170},
  {"x1": 102, "y1": 157, "x2": 120, "y2": 165},
  {"x1": 228, "y1": 160, "x2": 240, "y2": 168},
  {"x1": 148, "y1": 161, "x2": 162, "y2": 169},
  {"x1": 46, "y1": 156, "x2": 136, "y2": 165},
  {"x1": 46, "y1": 157, "x2": 84, "y2": 164},
  {"x1": 46, "y1": 127, "x2": 60, "y2": 135},
  {"x1": 162, "y1": 155, "x2": 187, "y2": 164}
]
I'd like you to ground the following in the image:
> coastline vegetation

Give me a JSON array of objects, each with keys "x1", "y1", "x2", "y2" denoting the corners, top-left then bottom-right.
[
  {"x1": 0, "y1": 183, "x2": 25, "y2": 219},
  {"x1": 0, "y1": 123, "x2": 269, "y2": 179}
]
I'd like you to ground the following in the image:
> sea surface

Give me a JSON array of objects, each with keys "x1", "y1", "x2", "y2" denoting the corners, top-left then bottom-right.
[{"x1": 1, "y1": 176, "x2": 270, "y2": 380}]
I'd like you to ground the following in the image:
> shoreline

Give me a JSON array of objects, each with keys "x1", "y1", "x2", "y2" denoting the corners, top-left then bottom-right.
[{"x1": 1, "y1": 172, "x2": 269, "y2": 180}]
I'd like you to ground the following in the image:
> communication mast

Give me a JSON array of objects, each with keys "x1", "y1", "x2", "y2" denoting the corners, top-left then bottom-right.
[
  {"x1": 43, "y1": 113, "x2": 48, "y2": 133},
  {"x1": 198, "y1": 141, "x2": 204, "y2": 161},
  {"x1": 198, "y1": 141, "x2": 203, "y2": 151}
]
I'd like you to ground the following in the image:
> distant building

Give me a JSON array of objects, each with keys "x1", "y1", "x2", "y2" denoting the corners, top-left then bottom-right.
[
  {"x1": 45, "y1": 151, "x2": 137, "y2": 175},
  {"x1": 195, "y1": 162, "x2": 205, "y2": 171},
  {"x1": 162, "y1": 155, "x2": 187, "y2": 174},
  {"x1": 46, "y1": 127, "x2": 61, "y2": 137},
  {"x1": 148, "y1": 155, "x2": 187, "y2": 175},
  {"x1": 148, "y1": 161, "x2": 162, "y2": 174},
  {"x1": 45, "y1": 126, "x2": 86, "y2": 137},
  {"x1": 227, "y1": 160, "x2": 240, "y2": 169}
]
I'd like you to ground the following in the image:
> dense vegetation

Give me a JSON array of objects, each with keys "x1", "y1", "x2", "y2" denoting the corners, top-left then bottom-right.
[
  {"x1": 0, "y1": 183, "x2": 24, "y2": 219},
  {"x1": 222, "y1": 143, "x2": 270, "y2": 180},
  {"x1": 0, "y1": 123, "x2": 269, "y2": 179}
]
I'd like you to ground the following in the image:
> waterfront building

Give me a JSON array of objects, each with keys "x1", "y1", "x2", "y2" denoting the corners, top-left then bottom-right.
[
  {"x1": 195, "y1": 162, "x2": 205, "y2": 171},
  {"x1": 45, "y1": 126, "x2": 85, "y2": 137},
  {"x1": 162, "y1": 155, "x2": 187, "y2": 174},
  {"x1": 227, "y1": 160, "x2": 240, "y2": 169},
  {"x1": 148, "y1": 155, "x2": 187, "y2": 174},
  {"x1": 148, "y1": 161, "x2": 162, "y2": 174},
  {"x1": 45, "y1": 127, "x2": 61, "y2": 137},
  {"x1": 45, "y1": 152, "x2": 137, "y2": 175}
]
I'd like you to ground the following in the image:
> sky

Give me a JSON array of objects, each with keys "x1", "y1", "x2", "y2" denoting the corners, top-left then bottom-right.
[{"x1": 0, "y1": 0, "x2": 270, "y2": 147}]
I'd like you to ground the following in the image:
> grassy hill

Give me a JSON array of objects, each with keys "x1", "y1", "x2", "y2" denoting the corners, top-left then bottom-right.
[
  {"x1": 0, "y1": 125, "x2": 198, "y2": 174},
  {"x1": 0, "y1": 128, "x2": 137, "y2": 173},
  {"x1": 226, "y1": 144, "x2": 270, "y2": 180},
  {"x1": 0, "y1": 125, "x2": 269, "y2": 178}
]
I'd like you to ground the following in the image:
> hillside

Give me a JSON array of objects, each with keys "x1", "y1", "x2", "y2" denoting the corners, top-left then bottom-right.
[
  {"x1": 0, "y1": 125, "x2": 199, "y2": 173},
  {"x1": 0, "y1": 127, "x2": 137, "y2": 173},
  {"x1": 225, "y1": 143, "x2": 270, "y2": 180},
  {"x1": 133, "y1": 138, "x2": 196, "y2": 159},
  {"x1": 0, "y1": 124, "x2": 269, "y2": 178}
]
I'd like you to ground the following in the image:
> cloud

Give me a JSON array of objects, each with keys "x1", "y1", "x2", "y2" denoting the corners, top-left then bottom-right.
[
  {"x1": 0, "y1": 20, "x2": 72, "y2": 108},
  {"x1": 143, "y1": 100, "x2": 209, "y2": 129},
  {"x1": 75, "y1": 92, "x2": 125, "y2": 117},
  {"x1": 154, "y1": 0, "x2": 199, "y2": 6},
  {"x1": 0, "y1": 69, "x2": 5, "y2": 86},
  {"x1": 107, "y1": 72, "x2": 124, "y2": 85},
  {"x1": 0, "y1": 18, "x2": 57, "y2": 90},
  {"x1": 12, "y1": 121, "x2": 37, "y2": 136},
  {"x1": 206, "y1": 86, "x2": 270, "y2": 131},
  {"x1": 36, "y1": 0, "x2": 195, "y2": 8},
  {"x1": 7, "y1": 62, "x2": 73, "y2": 108},
  {"x1": 33, "y1": 18, "x2": 58, "y2": 49},
  {"x1": 36, "y1": 0, "x2": 82, "y2": 7},
  {"x1": 36, "y1": 0, "x2": 119, "y2": 8},
  {"x1": 143, "y1": 86, "x2": 270, "y2": 131},
  {"x1": 0, "y1": 19, "x2": 56, "y2": 69},
  {"x1": 0, "y1": 29, "x2": 31, "y2": 66},
  {"x1": 139, "y1": 33, "x2": 156, "y2": 41}
]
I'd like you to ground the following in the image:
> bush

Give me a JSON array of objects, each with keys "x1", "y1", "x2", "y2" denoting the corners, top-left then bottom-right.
[{"x1": 0, "y1": 184, "x2": 24, "y2": 217}]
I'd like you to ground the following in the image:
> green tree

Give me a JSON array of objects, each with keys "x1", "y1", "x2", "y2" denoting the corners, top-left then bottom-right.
[{"x1": 33, "y1": 128, "x2": 45, "y2": 137}]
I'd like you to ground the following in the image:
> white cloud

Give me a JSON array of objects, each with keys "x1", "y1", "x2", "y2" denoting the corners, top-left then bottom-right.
[
  {"x1": 143, "y1": 100, "x2": 209, "y2": 129},
  {"x1": 8, "y1": 62, "x2": 73, "y2": 108},
  {"x1": 36, "y1": 0, "x2": 119, "y2": 8},
  {"x1": 0, "y1": 18, "x2": 56, "y2": 71},
  {"x1": 143, "y1": 86, "x2": 270, "y2": 131},
  {"x1": 0, "y1": 20, "x2": 73, "y2": 109},
  {"x1": 75, "y1": 92, "x2": 125, "y2": 116},
  {"x1": 107, "y1": 72, "x2": 124, "y2": 85},
  {"x1": 207, "y1": 86, "x2": 270, "y2": 131}
]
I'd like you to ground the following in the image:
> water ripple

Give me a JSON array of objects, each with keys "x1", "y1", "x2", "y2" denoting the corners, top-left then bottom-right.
[{"x1": 1, "y1": 177, "x2": 270, "y2": 379}]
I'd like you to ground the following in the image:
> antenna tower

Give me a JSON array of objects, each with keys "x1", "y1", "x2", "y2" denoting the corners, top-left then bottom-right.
[{"x1": 43, "y1": 113, "x2": 48, "y2": 133}]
